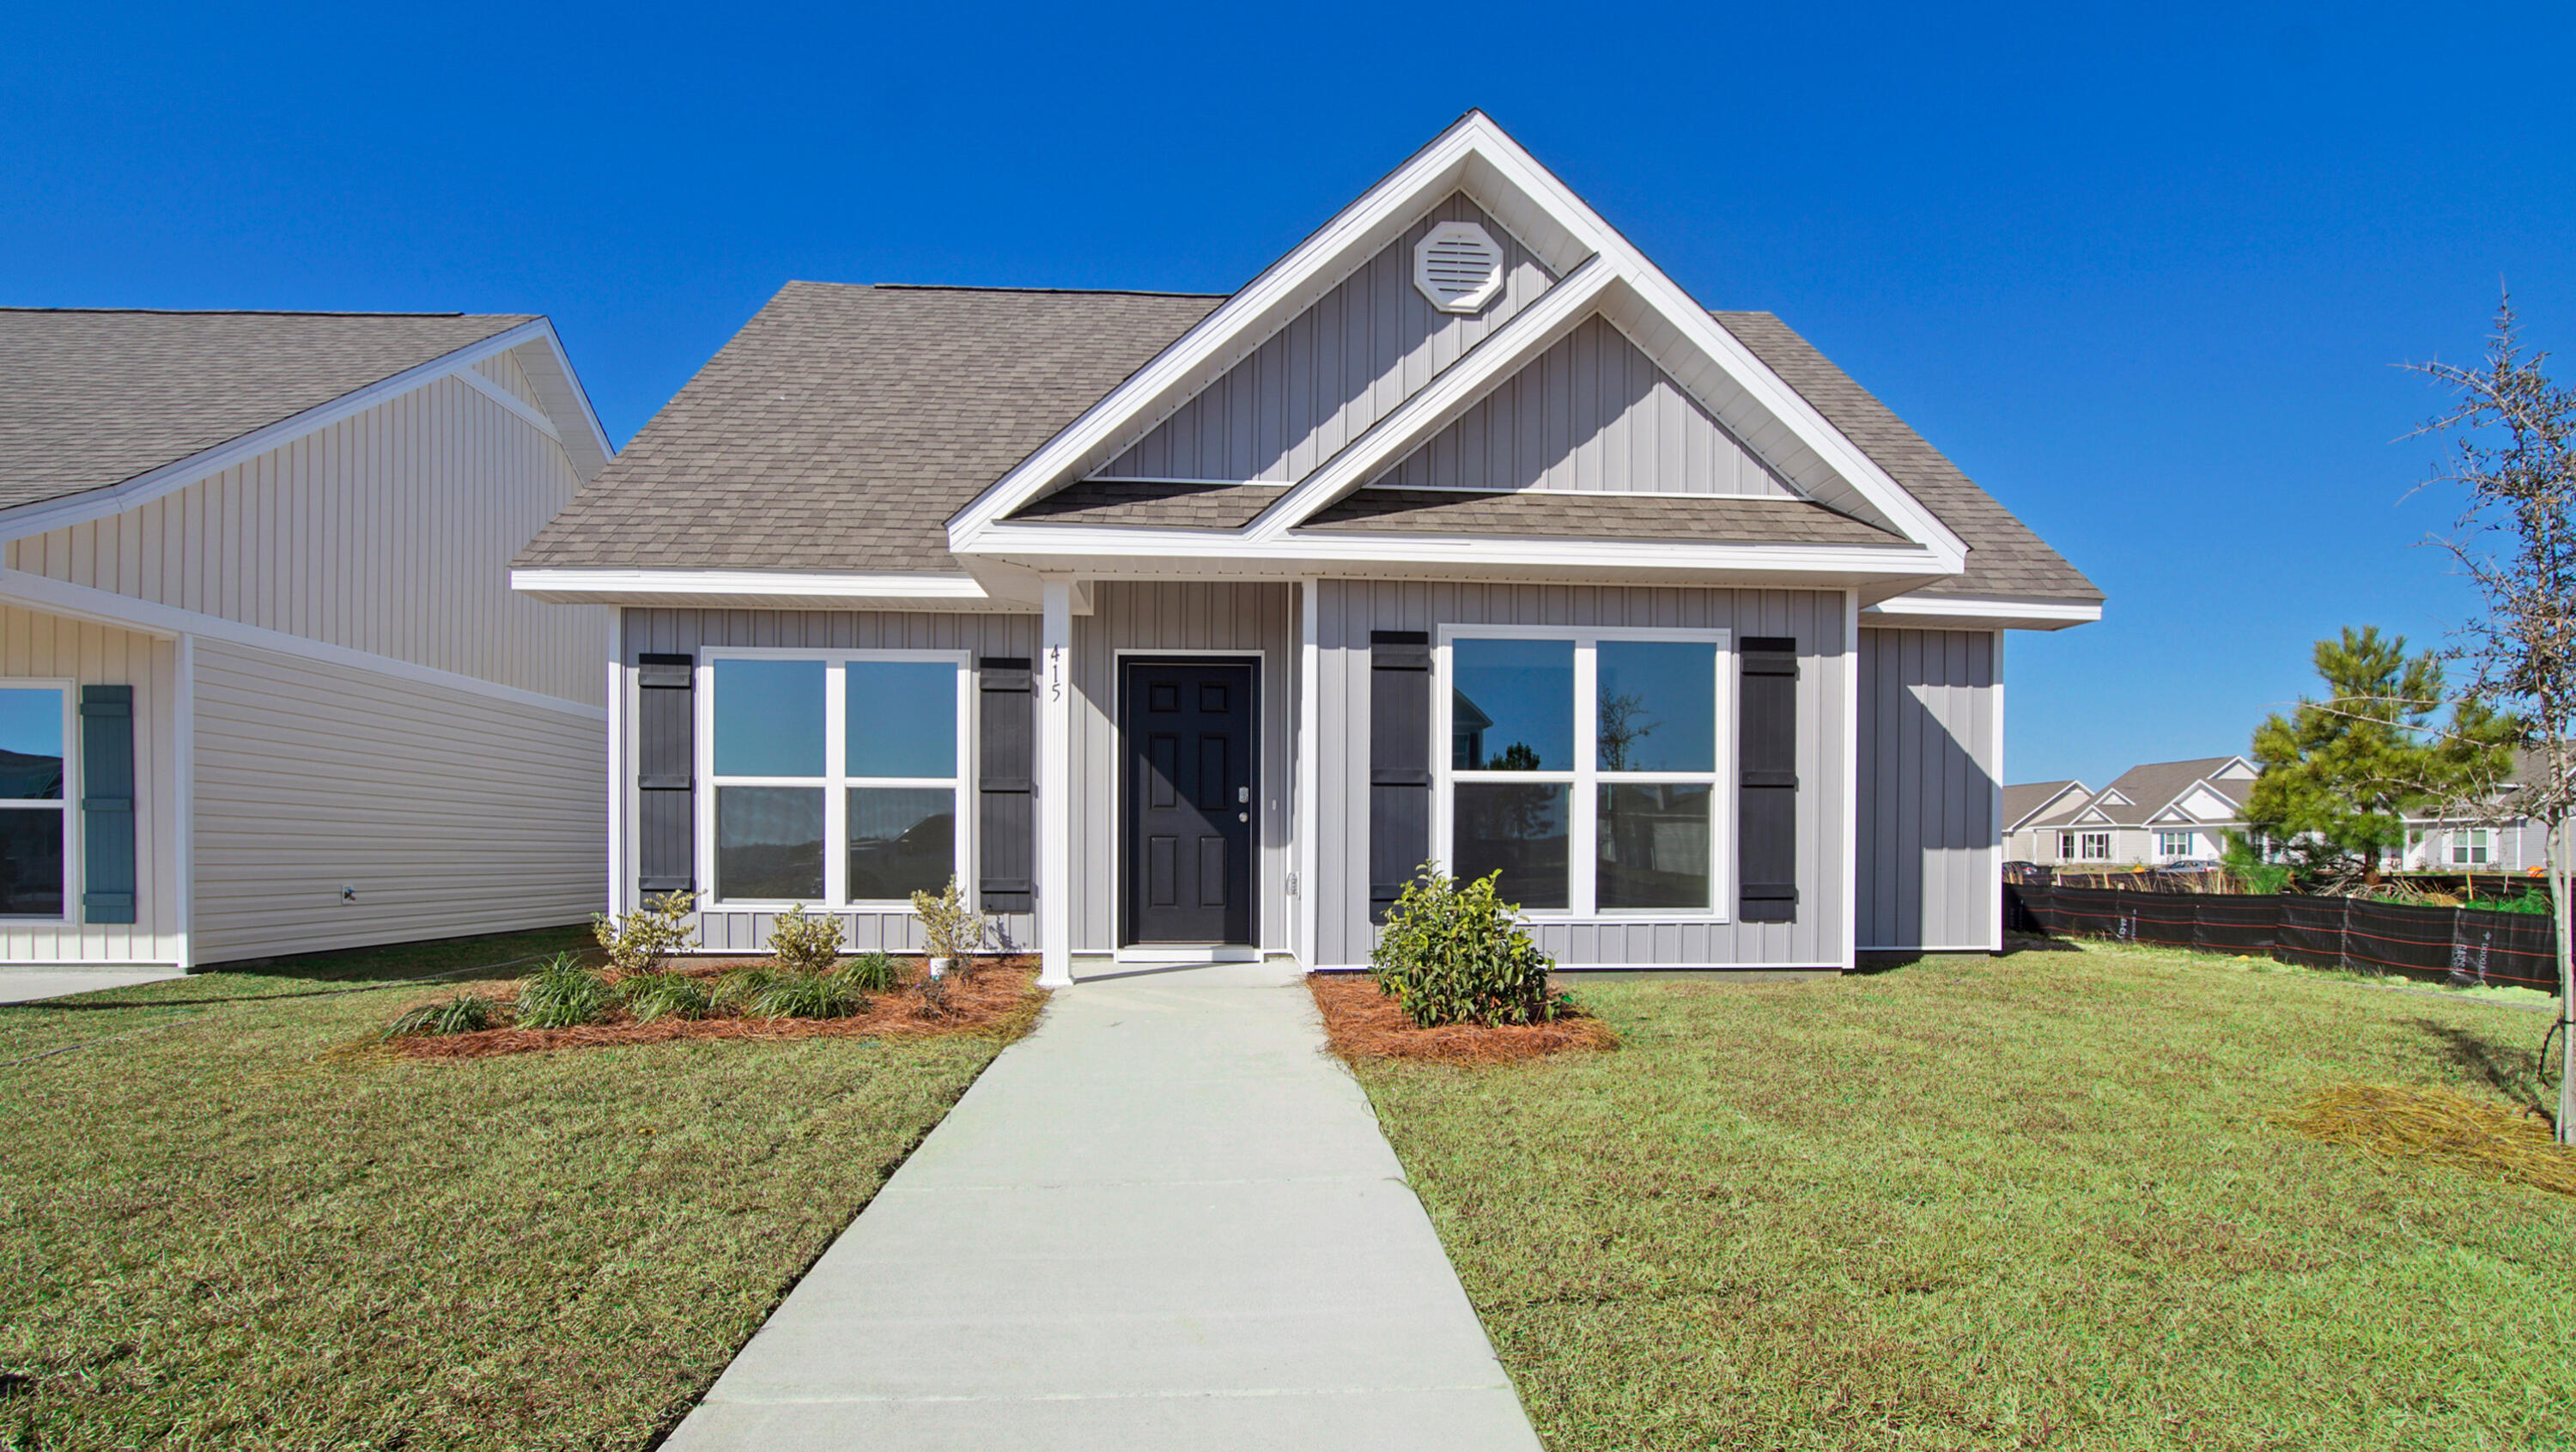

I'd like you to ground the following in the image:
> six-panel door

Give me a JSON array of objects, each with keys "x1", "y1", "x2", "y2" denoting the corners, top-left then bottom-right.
[{"x1": 1121, "y1": 659, "x2": 1255, "y2": 945}]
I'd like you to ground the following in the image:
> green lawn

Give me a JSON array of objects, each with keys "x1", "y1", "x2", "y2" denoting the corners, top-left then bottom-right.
[
  {"x1": 1, "y1": 927, "x2": 1012, "y2": 1451},
  {"x1": 1350, "y1": 939, "x2": 2576, "y2": 1452}
]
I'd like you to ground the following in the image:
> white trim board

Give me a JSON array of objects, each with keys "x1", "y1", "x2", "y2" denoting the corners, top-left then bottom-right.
[
  {"x1": 0, "y1": 569, "x2": 606, "y2": 720},
  {"x1": 513, "y1": 568, "x2": 1002, "y2": 609},
  {"x1": 0, "y1": 319, "x2": 605, "y2": 544}
]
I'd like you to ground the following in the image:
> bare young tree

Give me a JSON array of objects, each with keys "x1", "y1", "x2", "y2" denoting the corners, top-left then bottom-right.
[{"x1": 2408, "y1": 297, "x2": 2576, "y2": 1140}]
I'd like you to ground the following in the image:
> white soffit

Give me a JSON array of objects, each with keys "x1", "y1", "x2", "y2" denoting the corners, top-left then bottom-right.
[{"x1": 947, "y1": 111, "x2": 1965, "y2": 568}]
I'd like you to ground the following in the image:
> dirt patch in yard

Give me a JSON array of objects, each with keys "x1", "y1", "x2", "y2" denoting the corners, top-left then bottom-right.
[
  {"x1": 392, "y1": 958, "x2": 1045, "y2": 1059},
  {"x1": 1309, "y1": 972, "x2": 1617, "y2": 1066}
]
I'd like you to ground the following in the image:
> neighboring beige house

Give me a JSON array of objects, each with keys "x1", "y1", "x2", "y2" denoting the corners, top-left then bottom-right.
[
  {"x1": 0, "y1": 307, "x2": 612, "y2": 968},
  {"x1": 513, "y1": 112, "x2": 2103, "y2": 977},
  {"x1": 2015, "y1": 756, "x2": 2255, "y2": 866},
  {"x1": 2403, "y1": 748, "x2": 2555, "y2": 874}
]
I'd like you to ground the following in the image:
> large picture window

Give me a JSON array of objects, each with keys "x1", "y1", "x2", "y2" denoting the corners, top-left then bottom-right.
[
  {"x1": 0, "y1": 683, "x2": 70, "y2": 919},
  {"x1": 702, "y1": 653, "x2": 969, "y2": 907},
  {"x1": 1438, "y1": 628, "x2": 1729, "y2": 919}
]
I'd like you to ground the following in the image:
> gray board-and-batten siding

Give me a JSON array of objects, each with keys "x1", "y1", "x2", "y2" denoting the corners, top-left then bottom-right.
[
  {"x1": 618, "y1": 591, "x2": 1992, "y2": 966},
  {"x1": 1856, "y1": 627, "x2": 2001, "y2": 952},
  {"x1": 1308, "y1": 582, "x2": 1855, "y2": 970}
]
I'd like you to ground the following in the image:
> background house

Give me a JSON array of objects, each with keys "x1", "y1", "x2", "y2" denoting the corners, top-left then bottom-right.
[
  {"x1": 2002, "y1": 779, "x2": 2087, "y2": 861},
  {"x1": 2403, "y1": 747, "x2": 2555, "y2": 873},
  {"x1": 2014, "y1": 756, "x2": 2255, "y2": 866},
  {"x1": 0, "y1": 308, "x2": 611, "y2": 969},
  {"x1": 517, "y1": 115, "x2": 2103, "y2": 977}
]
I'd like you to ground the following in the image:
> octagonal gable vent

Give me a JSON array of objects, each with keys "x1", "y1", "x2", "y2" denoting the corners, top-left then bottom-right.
[{"x1": 1413, "y1": 222, "x2": 1505, "y2": 313}]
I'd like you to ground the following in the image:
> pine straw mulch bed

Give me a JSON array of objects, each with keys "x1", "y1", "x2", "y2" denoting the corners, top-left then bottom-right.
[
  {"x1": 2272, "y1": 1080, "x2": 2576, "y2": 1198},
  {"x1": 391, "y1": 957, "x2": 1045, "y2": 1060},
  {"x1": 1308, "y1": 972, "x2": 1618, "y2": 1066}
]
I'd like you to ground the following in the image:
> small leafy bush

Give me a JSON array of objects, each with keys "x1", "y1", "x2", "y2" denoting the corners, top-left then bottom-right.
[
  {"x1": 835, "y1": 952, "x2": 902, "y2": 993},
  {"x1": 620, "y1": 974, "x2": 713, "y2": 1024},
  {"x1": 1370, "y1": 866, "x2": 1560, "y2": 1028},
  {"x1": 385, "y1": 993, "x2": 502, "y2": 1039},
  {"x1": 909, "y1": 876, "x2": 988, "y2": 968},
  {"x1": 594, "y1": 890, "x2": 699, "y2": 976},
  {"x1": 741, "y1": 972, "x2": 866, "y2": 1020},
  {"x1": 2464, "y1": 890, "x2": 2555, "y2": 915},
  {"x1": 768, "y1": 904, "x2": 847, "y2": 975},
  {"x1": 513, "y1": 954, "x2": 617, "y2": 1030}
]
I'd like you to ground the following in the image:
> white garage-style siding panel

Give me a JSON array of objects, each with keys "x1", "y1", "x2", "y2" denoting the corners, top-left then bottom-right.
[
  {"x1": 190, "y1": 638, "x2": 605, "y2": 965},
  {"x1": 0, "y1": 605, "x2": 183, "y2": 966},
  {"x1": 1312, "y1": 581, "x2": 1851, "y2": 969},
  {"x1": 4, "y1": 370, "x2": 606, "y2": 708},
  {"x1": 1856, "y1": 628, "x2": 2001, "y2": 952}
]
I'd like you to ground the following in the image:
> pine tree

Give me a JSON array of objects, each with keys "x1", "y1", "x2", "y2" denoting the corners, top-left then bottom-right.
[{"x1": 2245, "y1": 626, "x2": 2518, "y2": 883}]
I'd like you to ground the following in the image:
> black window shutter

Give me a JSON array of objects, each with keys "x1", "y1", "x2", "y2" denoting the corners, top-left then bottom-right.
[
  {"x1": 1369, "y1": 631, "x2": 1432, "y2": 924},
  {"x1": 1737, "y1": 637, "x2": 1799, "y2": 923},
  {"x1": 78, "y1": 685, "x2": 137, "y2": 924},
  {"x1": 977, "y1": 658, "x2": 1035, "y2": 913},
  {"x1": 635, "y1": 653, "x2": 696, "y2": 895}
]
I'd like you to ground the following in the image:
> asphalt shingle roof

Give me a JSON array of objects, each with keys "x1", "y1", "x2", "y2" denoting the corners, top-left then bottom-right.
[
  {"x1": 2003, "y1": 780, "x2": 2085, "y2": 829},
  {"x1": 519, "y1": 284, "x2": 2096, "y2": 603},
  {"x1": 1298, "y1": 489, "x2": 1907, "y2": 546},
  {"x1": 1709, "y1": 312, "x2": 2099, "y2": 603},
  {"x1": 2044, "y1": 757, "x2": 2252, "y2": 829},
  {"x1": 0, "y1": 308, "x2": 532, "y2": 513},
  {"x1": 517, "y1": 283, "x2": 1223, "y2": 574}
]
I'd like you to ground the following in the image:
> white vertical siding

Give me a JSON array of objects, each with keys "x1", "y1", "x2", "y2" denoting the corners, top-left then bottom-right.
[
  {"x1": 189, "y1": 638, "x2": 605, "y2": 965},
  {"x1": 1856, "y1": 628, "x2": 2000, "y2": 951},
  {"x1": 1312, "y1": 581, "x2": 1851, "y2": 969},
  {"x1": 617, "y1": 609, "x2": 1041, "y2": 957},
  {"x1": 0, "y1": 605, "x2": 183, "y2": 965},
  {"x1": 1097, "y1": 194, "x2": 1557, "y2": 483},
  {"x1": 1071, "y1": 582, "x2": 1296, "y2": 953},
  {"x1": 1376, "y1": 315, "x2": 1795, "y2": 496},
  {"x1": 4, "y1": 374, "x2": 605, "y2": 706}
]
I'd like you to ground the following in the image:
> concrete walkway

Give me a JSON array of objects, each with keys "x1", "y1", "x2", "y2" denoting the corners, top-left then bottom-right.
[
  {"x1": 0, "y1": 967, "x2": 185, "y2": 1005},
  {"x1": 664, "y1": 960, "x2": 1542, "y2": 1451}
]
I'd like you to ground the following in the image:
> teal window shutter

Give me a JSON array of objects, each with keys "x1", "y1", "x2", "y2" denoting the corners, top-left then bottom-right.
[{"x1": 80, "y1": 684, "x2": 137, "y2": 924}]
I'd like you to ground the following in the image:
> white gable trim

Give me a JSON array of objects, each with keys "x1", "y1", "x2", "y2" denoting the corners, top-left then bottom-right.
[
  {"x1": 945, "y1": 112, "x2": 1967, "y2": 568},
  {"x1": 0, "y1": 319, "x2": 608, "y2": 545},
  {"x1": 455, "y1": 364, "x2": 562, "y2": 442}
]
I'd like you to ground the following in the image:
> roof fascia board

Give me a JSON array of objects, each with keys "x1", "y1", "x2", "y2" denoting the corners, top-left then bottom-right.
[
  {"x1": 962, "y1": 520, "x2": 1947, "y2": 576},
  {"x1": 0, "y1": 319, "x2": 564, "y2": 544},
  {"x1": 0, "y1": 567, "x2": 605, "y2": 720},
  {"x1": 453, "y1": 365, "x2": 562, "y2": 442},
  {"x1": 510, "y1": 568, "x2": 993, "y2": 602},
  {"x1": 506, "y1": 321, "x2": 617, "y2": 478},
  {"x1": 1862, "y1": 593, "x2": 2105, "y2": 631},
  {"x1": 948, "y1": 119, "x2": 1522, "y2": 544}
]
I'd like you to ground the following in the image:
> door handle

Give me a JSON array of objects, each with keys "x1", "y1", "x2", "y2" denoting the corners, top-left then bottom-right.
[
  {"x1": 1237, "y1": 786, "x2": 1249, "y2": 803},
  {"x1": 1238, "y1": 811, "x2": 1249, "y2": 823}
]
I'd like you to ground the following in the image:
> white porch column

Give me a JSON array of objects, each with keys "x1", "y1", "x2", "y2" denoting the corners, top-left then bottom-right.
[{"x1": 1037, "y1": 579, "x2": 1075, "y2": 987}]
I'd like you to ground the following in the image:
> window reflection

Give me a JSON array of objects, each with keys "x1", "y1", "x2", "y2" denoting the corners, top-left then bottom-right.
[
  {"x1": 1454, "y1": 781, "x2": 1569, "y2": 910},
  {"x1": 1596, "y1": 641, "x2": 1716, "y2": 773},
  {"x1": 1597, "y1": 784, "x2": 1711, "y2": 910},
  {"x1": 716, "y1": 786, "x2": 825, "y2": 900},
  {"x1": 848, "y1": 788, "x2": 954, "y2": 901},
  {"x1": 1451, "y1": 639, "x2": 1571, "y2": 770}
]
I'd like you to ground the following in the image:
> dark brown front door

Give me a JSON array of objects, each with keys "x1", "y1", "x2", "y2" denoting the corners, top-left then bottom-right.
[{"x1": 1121, "y1": 659, "x2": 1256, "y2": 945}]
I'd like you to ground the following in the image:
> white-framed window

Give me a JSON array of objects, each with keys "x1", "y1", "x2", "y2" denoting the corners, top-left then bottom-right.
[
  {"x1": 2079, "y1": 832, "x2": 2111, "y2": 861},
  {"x1": 2451, "y1": 829, "x2": 2491, "y2": 866},
  {"x1": 2156, "y1": 829, "x2": 2195, "y2": 859},
  {"x1": 2058, "y1": 830, "x2": 2077, "y2": 860},
  {"x1": 1434, "y1": 625, "x2": 1732, "y2": 920},
  {"x1": 698, "y1": 650, "x2": 971, "y2": 908},
  {"x1": 0, "y1": 681, "x2": 72, "y2": 920}
]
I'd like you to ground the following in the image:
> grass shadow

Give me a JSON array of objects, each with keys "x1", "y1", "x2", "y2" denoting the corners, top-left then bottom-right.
[{"x1": 2408, "y1": 1015, "x2": 2553, "y2": 1109}]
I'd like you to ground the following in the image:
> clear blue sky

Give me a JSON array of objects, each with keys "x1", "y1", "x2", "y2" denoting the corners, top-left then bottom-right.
[{"x1": 8, "y1": 2, "x2": 2572, "y2": 789}]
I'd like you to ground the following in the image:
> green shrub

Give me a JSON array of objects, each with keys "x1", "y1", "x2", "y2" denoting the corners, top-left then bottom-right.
[
  {"x1": 513, "y1": 954, "x2": 617, "y2": 1030},
  {"x1": 908, "y1": 876, "x2": 988, "y2": 968},
  {"x1": 619, "y1": 974, "x2": 712, "y2": 1024},
  {"x1": 592, "y1": 890, "x2": 698, "y2": 975},
  {"x1": 2464, "y1": 890, "x2": 2555, "y2": 915},
  {"x1": 768, "y1": 904, "x2": 846, "y2": 975},
  {"x1": 710, "y1": 967, "x2": 782, "y2": 1011},
  {"x1": 742, "y1": 972, "x2": 865, "y2": 1020},
  {"x1": 1370, "y1": 866, "x2": 1560, "y2": 1027},
  {"x1": 834, "y1": 952, "x2": 902, "y2": 993},
  {"x1": 383, "y1": 993, "x2": 502, "y2": 1039}
]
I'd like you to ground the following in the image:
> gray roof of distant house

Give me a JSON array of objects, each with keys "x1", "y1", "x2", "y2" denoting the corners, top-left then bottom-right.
[
  {"x1": 0, "y1": 307, "x2": 535, "y2": 513},
  {"x1": 2051, "y1": 757, "x2": 2251, "y2": 828},
  {"x1": 518, "y1": 284, "x2": 2097, "y2": 599},
  {"x1": 2003, "y1": 780, "x2": 2085, "y2": 829}
]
